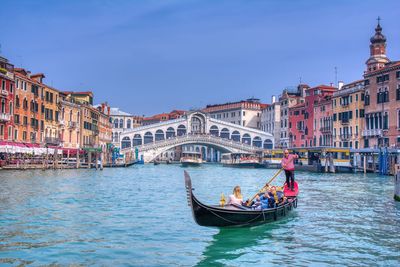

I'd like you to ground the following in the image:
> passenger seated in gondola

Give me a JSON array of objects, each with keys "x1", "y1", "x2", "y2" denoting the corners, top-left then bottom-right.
[
  {"x1": 228, "y1": 186, "x2": 244, "y2": 206},
  {"x1": 252, "y1": 186, "x2": 285, "y2": 210}
]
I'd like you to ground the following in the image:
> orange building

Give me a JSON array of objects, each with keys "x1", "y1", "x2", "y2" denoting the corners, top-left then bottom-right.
[
  {"x1": 59, "y1": 93, "x2": 81, "y2": 149},
  {"x1": 14, "y1": 68, "x2": 44, "y2": 144}
]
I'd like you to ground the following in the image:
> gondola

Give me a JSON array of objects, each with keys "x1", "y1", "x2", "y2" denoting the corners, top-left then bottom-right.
[{"x1": 184, "y1": 171, "x2": 298, "y2": 227}]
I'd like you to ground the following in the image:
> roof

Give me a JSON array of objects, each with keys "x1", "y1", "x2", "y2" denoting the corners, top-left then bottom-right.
[
  {"x1": 290, "y1": 102, "x2": 305, "y2": 109},
  {"x1": 110, "y1": 107, "x2": 132, "y2": 116},
  {"x1": 63, "y1": 91, "x2": 93, "y2": 96}
]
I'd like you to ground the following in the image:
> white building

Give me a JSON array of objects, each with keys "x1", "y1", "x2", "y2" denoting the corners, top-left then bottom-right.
[
  {"x1": 202, "y1": 98, "x2": 266, "y2": 129},
  {"x1": 261, "y1": 96, "x2": 281, "y2": 146},
  {"x1": 110, "y1": 107, "x2": 142, "y2": 147}
]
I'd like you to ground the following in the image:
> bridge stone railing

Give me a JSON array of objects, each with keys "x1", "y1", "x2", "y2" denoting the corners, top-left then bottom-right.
[{"x1": 129, "y1": 134, "x2": 262, "y2": 154}]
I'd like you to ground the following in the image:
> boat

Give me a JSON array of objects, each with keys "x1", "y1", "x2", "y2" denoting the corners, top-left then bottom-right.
[
  {"x1": 180, "y1": 151, "x2": 203, "y2": 167},
  {"x1": 221, "y1": 153, "x2": 264, "y2": 168},
  {"x1": 184, "y1": 171, "x2": 298, "y2": 227}
]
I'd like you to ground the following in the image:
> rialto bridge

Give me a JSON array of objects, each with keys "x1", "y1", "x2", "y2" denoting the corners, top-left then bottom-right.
[{"x1": 119, "y1": 111, "x2": 274, "y2": 162}]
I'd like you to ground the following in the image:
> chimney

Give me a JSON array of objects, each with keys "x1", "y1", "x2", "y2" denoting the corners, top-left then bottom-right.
[
  {"x1": 338, "y1": 81, "x2": 344, "y2": 90},
  {"x1": 271, "y1": 95, "x2": 276, "y2": 104}
]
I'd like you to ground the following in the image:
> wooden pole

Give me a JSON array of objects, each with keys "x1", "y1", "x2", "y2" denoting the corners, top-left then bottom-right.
[
  {"x1": 395, "y1": 164, "x2": 400, "y2": 201},
  {"x1": 95, "y1": 152, "x2": 99, "y2": 170},
  {"x1": 76, "y1": 150, "x2": 80, "y2": 169},
  {"x1": 88, "y1": 152, "x2": 92, "y2": 169},
  {"x1": 363, "y1": 154, "x2": 367, "y2": 174}
]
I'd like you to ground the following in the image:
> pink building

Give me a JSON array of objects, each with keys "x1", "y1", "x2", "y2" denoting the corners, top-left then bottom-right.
[{"x1": 313, "y1": 96, "x2": 333, "y2": 147}]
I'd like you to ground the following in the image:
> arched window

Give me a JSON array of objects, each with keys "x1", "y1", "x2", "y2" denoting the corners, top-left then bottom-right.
[
  {"x1": 231, "y1": 131, "x2": 240, "y2": 142},
  {"x1": 177, "y1": 125, "x2": 186, "y2": 136},
  {"x1": 133, "y1": 134, "x2": 142, "y2": 146},
  {"x1": 119, "y1": 119, "x2": 123, "y2": 128},
  {"x1": 121, "y1": 137, "x2": 131, "y2": 149},
  {"x1": 242, "y1": 133, "x2": 251, "y2": 145},
  {"x1": 252, "y1": 136, "x2": 262, "y2": 147},
  {"x1": 209, "y1": 125, "x2": 219, "y2": 136},
  {"x1": 69, "y1": 110, "x2": 72, "y2": 121},
  {"x1": 166, "y1": 127, "x2": 175, "y2": 139},
  {"x1": 263, "y1": 139, "x2": 273, "y2": 149},
  {"x1": 114, "y1": 119, "x2": 118, "y2": 128},
  {"x1": 144, "y1": 132, "x2": 153, "y2": 144},
  {"x1": 127, "y1": 119, "x2": 131, "y2": 129},
  {"x1": 155, "y1": 129, "x2": 165, "y2": 141},
  {"x1": 9, "y1": 102, "x2": 13, "y2": 115},
  {"x1": 15, "y1": 95, "x2": 20, "y2": 107},
  {"x1": 220, "y1": 128, "x2": 230, "y2": 139},
  {"x1": 1, "y1": 99, "x2": 5, "y2": 113}
]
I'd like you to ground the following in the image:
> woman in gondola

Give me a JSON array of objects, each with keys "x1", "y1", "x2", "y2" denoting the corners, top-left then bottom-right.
[{"x1": 227, "y1": 186, "x2": 244, "y2": 205}]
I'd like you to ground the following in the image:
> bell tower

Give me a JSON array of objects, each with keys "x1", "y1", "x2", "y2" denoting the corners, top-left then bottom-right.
[{"x1": 366, "y1": 17, "x2": 390, "y2": 73}]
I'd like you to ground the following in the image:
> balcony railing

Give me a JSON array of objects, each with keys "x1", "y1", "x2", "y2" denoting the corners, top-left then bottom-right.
[
  {"x1": 362, "y1": 129, "x2": 383, "y2": 137},
  {"x1": 0, "y1": 113, "x2": 11, "y2": 121},
  {"x1": 68, "y1": 121, "x2": 78, "y2": 128},
  {"x1": 45, "y1": 137, "x2": 62, "y2": 146},
  {"x1": 320, "y1": 127, "x2": 332, "y2": 133},
  {"x1": 1, "y1": 90, "x2": 8, "y2": 96},
  {"x1": 340, "y1": 134, "x2": 351, "y2": 141}
]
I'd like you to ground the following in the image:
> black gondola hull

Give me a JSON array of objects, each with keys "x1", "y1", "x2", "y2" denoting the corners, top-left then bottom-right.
[{"x1": 184, "y1": 171, "x2": 297, "y2": 227}]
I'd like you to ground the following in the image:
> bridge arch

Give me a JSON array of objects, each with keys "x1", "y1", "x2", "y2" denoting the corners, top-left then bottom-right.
[
  {"x1": 210, "y1": 125, "x2": 219, "y2": 136},
  {"x1": 177, "y1": 125, "x2": 186, "y2": 136},
  {"x1": 220, "y1": 128, "x2": 230, "y2": 139},
  {"x1": 242, "y1": 133, "x2": 251, "y2": 145},
  {"x1": 166, "y1": 127, "x2": 175, "y2": 139},
  {"x1": 231, "y1": 131, "x2": 240, "y2": 142},
  {"x1": 252, "y1": 136, "x2": 262, "y2": 148},
  {"x1": 121, "y1": 136, "x2": 131, "y2": 149},
  {"x1": 133, "y1": 134, "x2": 142, "y2": 146},
  {"x1": 189, "y1": 112, "x2": 207, "y2": 134},
  {"x1": 144, "y1": 132, "x2": 153, "y2": 144},
  {"x1": 155, "y1": 129, "x2": 165, "y2": 141}
]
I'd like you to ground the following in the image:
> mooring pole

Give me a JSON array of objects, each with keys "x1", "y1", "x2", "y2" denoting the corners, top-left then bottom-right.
[{"x1": 395, "y1": 164, "x2": 400, "y2": 201}]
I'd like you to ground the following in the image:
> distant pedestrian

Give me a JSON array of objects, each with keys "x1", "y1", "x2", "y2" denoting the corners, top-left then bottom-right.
[{"x1": 281, "y1": 149, "x2": 298, "y2": 191}]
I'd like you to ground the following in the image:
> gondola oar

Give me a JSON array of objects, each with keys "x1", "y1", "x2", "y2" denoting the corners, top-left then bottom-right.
[{"x1": 246, "y1": 156, "x2": 295, "y2": 206}]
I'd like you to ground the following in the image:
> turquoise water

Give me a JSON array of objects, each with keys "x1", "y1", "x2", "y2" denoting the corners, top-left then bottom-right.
[{"x1": 0, "y1": 165, "x2": 399, "y2": 266}]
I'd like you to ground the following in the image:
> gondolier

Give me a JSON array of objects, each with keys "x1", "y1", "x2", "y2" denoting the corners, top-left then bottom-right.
[{"x1": 281, "y1": 149, "x2": 298, "y2": 191}]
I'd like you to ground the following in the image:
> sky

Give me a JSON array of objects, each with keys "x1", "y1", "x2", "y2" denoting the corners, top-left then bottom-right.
[{"x1": 1, "y1": 0, "x2": 399, "y2": 116}]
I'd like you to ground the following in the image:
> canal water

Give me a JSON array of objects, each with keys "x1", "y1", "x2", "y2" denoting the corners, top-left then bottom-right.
[{"x1": 0, "y1": 165, "x2": 399, "y2": 266}]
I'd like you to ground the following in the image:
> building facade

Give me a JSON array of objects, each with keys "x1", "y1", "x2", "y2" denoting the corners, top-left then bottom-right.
[
  {"x1": 314, "y1": 96, "x2": 333, "y2": 147},
  {"x1": 14, "y1": 68, "x2": 44, "y2": 144},
  {"x1": 40, "y1": 80, "x2": 61, "y2": 147},
  {"x1": 289, "y1": 102, "x2": 306, "y2": 147},
  {"x1": 203, "y1": 98, "x2": 266, "y2": 130},
  {"x1": 279, "y1": 86, "x2": 306, "y2": 148},
  {"x1": 303, "y1": 85, "x2": 337, "y2": 147},
  {"x1": 96, "y1": 103, "x2": 112, "y2": 151},
  {"x1": 141, "y1": 110, "x2": 185, "y2": 126},
  {"x1": 363, "y1": 21, "x2": 400, "y2": 148},
  {"x1": 59, "y1": 94, "x2": 81, "y2": 149},
  {"x1": 260, "y1": 96, "x2": 280, "y2": 146},
  {"x1": 0, "y1": 56, "x2": 14, "y2": 141},
  {"x1": 110, "y1": 107, "x2": 142, "y2": 146},
  {"x1": 332, "y1": 80, "x2": 365, "y2": 149}
]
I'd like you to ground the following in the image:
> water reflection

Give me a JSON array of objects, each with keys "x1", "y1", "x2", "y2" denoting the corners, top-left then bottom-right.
[{"x1": 196, "y1": 224, "x2": 281, "y2": 266}]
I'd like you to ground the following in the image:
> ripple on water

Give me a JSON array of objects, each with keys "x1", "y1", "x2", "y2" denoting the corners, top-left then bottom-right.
[{"x1": 0, "y1": 165, "x2": 399, "y2": 266}]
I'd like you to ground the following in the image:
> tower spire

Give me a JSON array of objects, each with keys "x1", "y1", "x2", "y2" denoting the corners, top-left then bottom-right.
[{"x1": 365, "y1": 17, "x2": 389, "y2": 73}]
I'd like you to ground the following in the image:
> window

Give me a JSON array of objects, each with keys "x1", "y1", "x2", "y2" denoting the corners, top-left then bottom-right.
[
  {"x1": 360, "y1": 109, "x2": 365, "y2": 118},
  {"x1": 364, "y1": 79, "x2": 370, "y2": 86},
  {"x1": 361, "y1": 93, "x2": 365, "y2": 101},
  {"x1": 365, "y1": 94, "x2": 370, "y2": 105},
  {"x1": 333, "y1": 113, "x2": 337, "y2": 121},
  {"x1": 356, "y1": 94, "x2": 358, "y2": 101},
  {"x1": 383, "y1": 112, "x2": 388, "y2": 130},
  {"x1": 396, "y1": 84, "x2": 400, "y2": 100},
  {"x1": 397, "y1": 71, "x2": 400, "y2": 79}
]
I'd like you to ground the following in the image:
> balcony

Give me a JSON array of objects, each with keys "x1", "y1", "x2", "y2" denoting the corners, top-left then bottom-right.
[
  {"x1": 340, "y1": 134, "x2": 351, "y2": 141},
  {"x1": 362, "y1": 129, "x2": 383, "y2": 137},
  {"x1": 45, "y1": 137, "x2": 62, "y2": 146},
  {"x1": 320, "y1": 127, "x2": 332, "y2": 133},
  {"x1": 68, "y1": 121, "x2": 78, "y2": 128},
  {"x1": 1, "y1": 90, "x2": 8, "y2": 96},
  {"x1": 0, "y1": 113, "x2": 10, "y2": 121},
  {"x1": 341, "y1": 119, "x2": 349, "y2": 125}
]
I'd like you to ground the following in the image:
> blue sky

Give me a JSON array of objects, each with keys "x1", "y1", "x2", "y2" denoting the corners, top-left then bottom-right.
[{"x1": 1, "y1": 0, "x2": 399, "y2": 116}]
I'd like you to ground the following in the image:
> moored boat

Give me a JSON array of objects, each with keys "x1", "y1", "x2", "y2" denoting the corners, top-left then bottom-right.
[
  {"x1": 221, "y1": 153, "x2": 264, "y2": 168},
  {"x1": 184, "y1": 171, "x2": 298, "y2": 227},
  {"x1": 181, "y1": 152, "x2": 203, "y2": 167}
]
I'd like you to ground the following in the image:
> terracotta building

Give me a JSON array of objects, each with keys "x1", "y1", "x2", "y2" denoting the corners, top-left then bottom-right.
[
  {"x1": 14, "y1": 68, "x2": 44, "y2": 144},
  {"x1": 96, "y1": 102, "x2": 112, "y2": 152},
  {"x1": 362, "y1": 20, "x2": 400, "y2": 148},
  {"x1": 304, "y1": 85, "x2": 337, "y2": 147},
  {"x1": 332, "y1": 80, "x2": 365, "y2": 149},
  {"x1": 0, "y1": 56, "x2": 14, "y2": 141},
  {"x1": 288, "y1": 102, "x2": 306, "y2": 147},
  {"x1": 314, "y1": 95, "x2": 334, "y2": 147}
]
